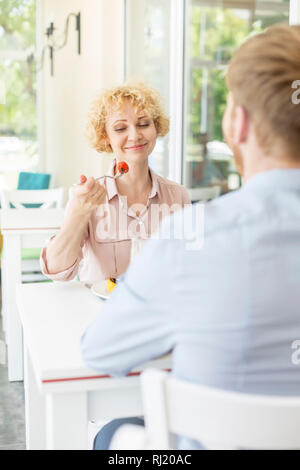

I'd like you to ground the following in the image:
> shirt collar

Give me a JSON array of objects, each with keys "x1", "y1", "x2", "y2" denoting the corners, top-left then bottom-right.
[
  {"x1": 106, "y1": 158, "x2": 160, "y2": 201},
  {"x1": 148, "y1": 166, "x2": 160, "y2": 200}
]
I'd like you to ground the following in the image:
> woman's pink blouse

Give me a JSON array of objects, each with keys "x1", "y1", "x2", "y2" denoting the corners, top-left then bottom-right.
[{"x1": 40, "y1": 161, "x2": 191, "y2": 282}]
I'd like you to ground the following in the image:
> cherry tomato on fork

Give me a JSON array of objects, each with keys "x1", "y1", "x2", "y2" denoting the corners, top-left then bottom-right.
[{"x1": 117, "y1": 161, "x2": 129, "y2": 174}]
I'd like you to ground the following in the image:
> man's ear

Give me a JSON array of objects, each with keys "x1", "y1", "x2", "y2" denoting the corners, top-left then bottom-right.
[{"x1": 232, "y1": 105, "x2": 249, "y2": 146}]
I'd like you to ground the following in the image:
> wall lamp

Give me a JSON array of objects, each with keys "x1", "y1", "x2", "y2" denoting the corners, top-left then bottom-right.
[{"x1": 27, "y1": 12, "x2": 81, "y2": 77}]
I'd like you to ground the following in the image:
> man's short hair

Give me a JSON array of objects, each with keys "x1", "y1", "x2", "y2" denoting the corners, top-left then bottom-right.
[{"x1": 226, "y1": 24, "x2": 300, "y2": 160}]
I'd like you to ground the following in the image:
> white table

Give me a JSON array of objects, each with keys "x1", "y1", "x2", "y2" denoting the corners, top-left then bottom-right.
[
  {"x1": 1, "y1": 208, "x2": 64, "y2": 381},
  {"x1": 16, "y1": 282, "x2": 171, "y2": 450}
]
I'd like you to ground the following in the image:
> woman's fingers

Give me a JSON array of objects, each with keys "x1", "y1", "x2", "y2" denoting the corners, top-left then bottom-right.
[
  {"x1": 84, "y1": 177, "x2": 97, "y2": 192},
  {"x1": 74, "y1": 177, "x2": 96, "y2": 195},
  {"x1": 78, "y1": 178, "x2": 106, "y2": 201},
  {"x1": 74, "y1": 176, "x2": 106, "y2": 210},
  {"x1": 69, "y1": 176, "x2": 106, "y2": 218},
  {"x1": 77, "y1": 176, "x2": 95, "y2": 191},
  {"x1": 91, "y1": 184, "x2": 107, "y2": 204},
  {"x1": 79, "y1": 174, "x2": 87, "y2": 184}
]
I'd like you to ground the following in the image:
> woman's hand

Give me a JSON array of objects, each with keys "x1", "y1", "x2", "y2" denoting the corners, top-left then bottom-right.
[
  {"x1": 45, "y1": 175, "x2": 106, "y2": 275},
  {"x1": 69, "y1": 175, "x2": 107, "y2": 217}
]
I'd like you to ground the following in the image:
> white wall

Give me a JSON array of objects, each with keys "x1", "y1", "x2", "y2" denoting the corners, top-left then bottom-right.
[
  {"x1": 126, "y1": 0, "x2": 146, "y2": 80},
  {"x1": 37, "y1": 0, "x2": 124, "y2": 195}
]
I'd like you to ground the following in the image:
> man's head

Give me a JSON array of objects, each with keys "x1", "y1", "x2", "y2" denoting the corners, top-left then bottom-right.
[{"x1": 222, "y1": 24, "x2": 300, "y2": 181}]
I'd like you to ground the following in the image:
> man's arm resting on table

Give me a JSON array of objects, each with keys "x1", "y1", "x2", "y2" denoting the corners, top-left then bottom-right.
[{"x1": 80, "y1": 238, "x2": 177, "y2": 377}]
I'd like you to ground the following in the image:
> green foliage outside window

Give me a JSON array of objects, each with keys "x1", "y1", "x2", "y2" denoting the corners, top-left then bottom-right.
[
  {"x1": 188, "y1": 5, "x2": 289, "y2": 145},
  {"x1": 0, "y1": 0, "x2": 36, "y2": 138}
]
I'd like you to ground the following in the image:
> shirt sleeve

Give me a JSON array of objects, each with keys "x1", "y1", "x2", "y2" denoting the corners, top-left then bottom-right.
[
  {"x1": 80, "y1": 233, "x2": 178, "y2": 376},
  {"x1": 39, "y1": 237, "x2": 84, "y2": 281}
]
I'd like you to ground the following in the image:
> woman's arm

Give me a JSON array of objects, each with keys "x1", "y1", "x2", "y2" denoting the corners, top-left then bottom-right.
[
  {"x1": 45, "y1": 211, "x2": 90, "y2": 274},
  {"x1": 45, "y1": 176, "x2": 106, "y2": 274}
]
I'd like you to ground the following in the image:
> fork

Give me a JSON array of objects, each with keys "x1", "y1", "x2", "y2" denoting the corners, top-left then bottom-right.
[
  {"x1": 73, "y1": 172, "x2": 124, "y2": 187},
  {"x1": 95, "y1": 173, "x2": 124, "y2": 181}
]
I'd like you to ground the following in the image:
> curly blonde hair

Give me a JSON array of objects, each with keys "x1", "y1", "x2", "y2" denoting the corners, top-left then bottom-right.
[{"x1": 86, "y1": 82, "x2": 170, "y2": 153}]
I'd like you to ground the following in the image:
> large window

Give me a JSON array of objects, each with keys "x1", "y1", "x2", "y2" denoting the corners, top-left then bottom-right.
[
  {"x1": 0, "y1": 0, "x2": 37, "y2": 187},
  {"x1": 184, "y1": 0, "x2": 290, "y2": 199},
  {"x1": 125, "y1": 0, "x2": 290, "y2": 201}
]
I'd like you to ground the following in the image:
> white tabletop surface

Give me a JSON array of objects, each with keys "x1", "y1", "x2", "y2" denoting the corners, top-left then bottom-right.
[
  {"x1": 1, "y1": 208, "x2": 64, "y2": 231},
  {"x1": 16, "y1": 282, "x2": 171, "y2": 383}
]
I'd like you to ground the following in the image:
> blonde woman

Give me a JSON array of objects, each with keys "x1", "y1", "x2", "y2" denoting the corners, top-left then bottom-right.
[{"x1": 41, "y1": 82, "x2": 190, "y2": 282}]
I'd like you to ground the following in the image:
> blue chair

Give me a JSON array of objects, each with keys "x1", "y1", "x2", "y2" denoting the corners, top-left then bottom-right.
[
  {"x1": 17, "y1": 172, "x2": 51, "y2": 208},
  {"x1": 17, "y1": 171, "x2": 51, "y2": 190}
]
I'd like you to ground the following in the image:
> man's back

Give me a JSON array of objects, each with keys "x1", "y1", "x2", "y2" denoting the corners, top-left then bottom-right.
[{"x1": 172, "y1": 168, "x2": 300, "y2": 396}]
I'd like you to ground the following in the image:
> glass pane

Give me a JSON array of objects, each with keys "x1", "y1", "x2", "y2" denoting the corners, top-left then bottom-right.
[
  {"x1": 184, "y1": 0, "x2": 290, "y2": 201},
  {"x1": 0, "y1": 0, "x2": 37, "y2": 185},
  {"x1": 125, "y1": 0, "x2": 170, "y2": 177}
]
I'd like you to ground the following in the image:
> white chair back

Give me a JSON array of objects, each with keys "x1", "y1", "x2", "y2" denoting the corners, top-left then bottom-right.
[
  {"x1": 111, "y1": 369, "x2": 300, "y2": 450},
  {"x1": 0, "y1": 188, "x2": 64, "y2": 210}
]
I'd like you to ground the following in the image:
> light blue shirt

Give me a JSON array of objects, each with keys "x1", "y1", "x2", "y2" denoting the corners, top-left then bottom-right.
[{"x1": 81, "y1": 169, "x2": 300, "y2": 447}]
